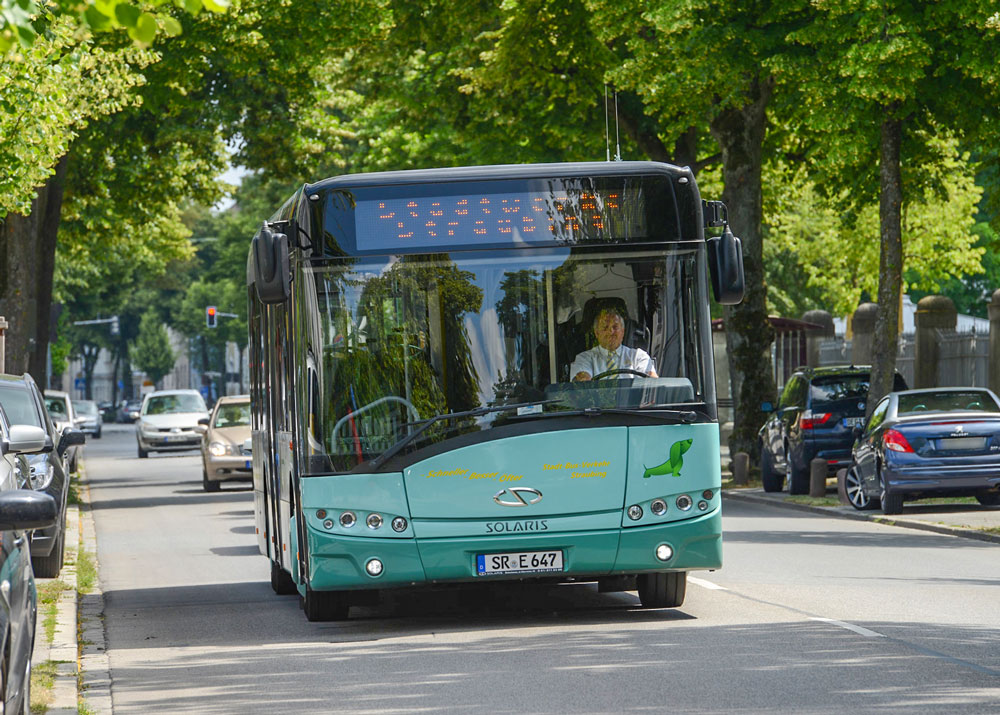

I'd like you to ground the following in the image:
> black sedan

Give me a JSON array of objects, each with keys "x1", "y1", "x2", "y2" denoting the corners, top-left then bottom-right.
[{"x1": 846, "y1": 387, "x2": 1000, "y2": 515}]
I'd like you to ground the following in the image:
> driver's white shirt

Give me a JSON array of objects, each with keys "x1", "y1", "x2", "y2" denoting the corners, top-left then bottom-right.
[{"x1": 570, "y1": 344, "x2": 654, "y2": 380}]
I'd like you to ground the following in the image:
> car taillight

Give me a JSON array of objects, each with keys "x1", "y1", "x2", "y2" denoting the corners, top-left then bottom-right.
[
  {"x1": 799, "y1": 412, "x2": 832, "y2": 430},
  {"x1": 884, "y1": 428, "x2": 914, "y2": 453}
]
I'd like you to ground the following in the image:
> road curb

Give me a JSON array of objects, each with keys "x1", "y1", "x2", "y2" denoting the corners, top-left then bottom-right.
[
  {"x1": 722, "y1": 489, "x2": 1000, "y2": 545},
  {"x1": 38, "y1": 503, "x2": 79, "y2": 715},
  {"x1": 77, "y1": 467, "x2": 114, "y2": 714}
]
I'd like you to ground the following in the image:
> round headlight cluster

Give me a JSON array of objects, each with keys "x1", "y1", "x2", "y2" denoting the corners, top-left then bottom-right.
[
  {"x1": 676, "y1": 494, "x2": 693, "y2": 511},
  {"x1": 391, "y1": 516, "x2": 408, "y2": 532},
  {"x1": 627, "y1": 504, "x2": 643, "y2": 521},
  {"x1": 366, "y1": 513, "x2": 383, "y2": 530},
  {"x1": 339, "y1": 511, "x2": 357, "y2": 528},
  {"x1": 650, "y1": 498, "x2": 667, "y2": 516}
]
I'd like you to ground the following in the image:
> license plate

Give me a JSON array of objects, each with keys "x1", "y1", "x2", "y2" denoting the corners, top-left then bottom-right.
[
  {"x1": 939, "y1": 437, "x2": 985, "y2": 451},
  {"x1": 843, "y1": 417, "x2": 865, "y2": 428},
  {"x1": 477, "y1": 550, "x2": 563, "y2": 576},
  {"x1": 166, "y1": 434, "x2": 186, "y2": 442}
]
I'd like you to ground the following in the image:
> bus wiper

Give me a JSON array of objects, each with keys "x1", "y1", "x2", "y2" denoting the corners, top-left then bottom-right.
[
  {"x1": 368, "y1": 400, "x2": 558, "y2": 468},
  {"x1": 526, "y1": 406, "x2": 699, "y2": 423}
]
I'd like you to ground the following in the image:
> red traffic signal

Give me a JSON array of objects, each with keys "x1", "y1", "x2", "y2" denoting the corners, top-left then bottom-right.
[{"x1": 206, "y1": 305, "x2": 217, "y2": 328}]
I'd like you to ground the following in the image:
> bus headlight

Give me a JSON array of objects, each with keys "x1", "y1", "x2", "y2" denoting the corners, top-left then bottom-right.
[
  {"x1": 627, "y1": 505, "x2": 643, "y2": 521},
  {"x1": 366, "y1": 513, "x2": 383, "y2": 530},
  {"x1": 365, "y1": 558, "x2": 383, "y2": 576},
  {"x1": 208, "y1": 441, "x2": 228, "y2": 457},
  {"x1": 391, "y1": 517, "x2": 408, "y2": 532},
  {"x1": 339, "y1": 511, "x2": 357, "y2": 528},
  {"x1": 676, "y1": 495, "x2": 693, "y2": 511},
  {"x1": 650, "y1": 499, "x2": 667, "y2": 516}
]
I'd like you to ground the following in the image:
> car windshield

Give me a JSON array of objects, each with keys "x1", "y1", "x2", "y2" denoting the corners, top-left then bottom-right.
[
  {"x1": 0, "y1": 387, "x2": 41, "y2": 427},
  {"x1": 45, "y1": 397, "x2": 69, "y2": 419},
  {"x1": 143, "y1": 394, "x2": 207, "y2": 415},
  {"x1": 898, "y1": 391, "x2": 1000, "y2": 415},
  {"x1": 300, "y1": 246, "x2": 712, "y2": 471},
  {"x1": 214, "y1": 403, "x2": 250, "y2": 428},
  {"x1": 74, "y1": 401, "x2": 98, "y2": 415}
]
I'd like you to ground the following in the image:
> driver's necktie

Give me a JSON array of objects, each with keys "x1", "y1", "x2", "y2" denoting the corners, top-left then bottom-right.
[{"x1": 606, "y1": 349, "x2": 617, "y2": 374}]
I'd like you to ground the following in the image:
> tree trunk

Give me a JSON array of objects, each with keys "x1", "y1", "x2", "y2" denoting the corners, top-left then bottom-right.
[
  {"x1": 868, "y1": 114, "x2": 903, "y2": 413},
  {"x1": 82, "y1": 343, "x2": 100, "y2": 400},
  {"x1": 29, "y1": 156, "x2": 69, "y2": 387},
  {"x1": 709, "y1": 76, "x2": 776, "y2": 460}
]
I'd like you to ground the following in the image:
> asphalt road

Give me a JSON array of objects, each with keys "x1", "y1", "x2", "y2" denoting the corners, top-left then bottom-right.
[{"x1": 84, "y1": 425, "x2": 1000, "y2": 713}]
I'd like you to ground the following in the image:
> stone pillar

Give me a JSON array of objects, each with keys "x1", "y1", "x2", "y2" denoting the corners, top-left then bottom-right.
[
  {"x1": 914, "y1": 295, "x2": 957, "y2": 388},
  {"x1": 989, "y1": 290, "x2": 1000, "y2": 393},
  {"x1": 851, "y1": 303, "x2": 878, "y2": 366},
  {"x1": 802, "y1": 310, "x2": 834, "y2": 367}
]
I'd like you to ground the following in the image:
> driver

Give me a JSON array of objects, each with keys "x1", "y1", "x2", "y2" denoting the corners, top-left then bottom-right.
[{"x1": 571, "y1": 308, "x2": 657, "y2": 381}]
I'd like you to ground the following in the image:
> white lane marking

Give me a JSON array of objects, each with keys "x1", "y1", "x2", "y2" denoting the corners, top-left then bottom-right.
[
  {"x1": 810, "y1": 617, "x2": 885, "y2": 638},
  {"x1": 688, "y1": 576, "x2": 727, "y2": 591}
]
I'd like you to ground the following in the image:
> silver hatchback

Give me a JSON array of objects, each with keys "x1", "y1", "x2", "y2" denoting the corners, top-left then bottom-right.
[{"x1": 135, "y1": 390, "x2": 209, "y2": 458}]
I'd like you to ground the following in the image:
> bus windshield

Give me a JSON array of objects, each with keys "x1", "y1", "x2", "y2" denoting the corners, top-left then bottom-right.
[{"x1": 303, "y1": 246, "x2": 712, "y2": 472}]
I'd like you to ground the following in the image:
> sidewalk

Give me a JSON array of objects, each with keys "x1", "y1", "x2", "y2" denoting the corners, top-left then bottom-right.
[
  {"x1": 31, "y1": 464, "x2": 111, "y2": 714},
  {"x1": 723, "y1": 486, "x2": 1000, "y2": 545}
]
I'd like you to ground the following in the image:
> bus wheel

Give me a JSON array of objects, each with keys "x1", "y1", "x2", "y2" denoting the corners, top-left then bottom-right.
[
  {"x1": 270, "y1": 560, "x2": 298, "y2": 595},
  {"x1": 637, "y1": 572, "x2": 687, "y2": 609},
  {"x1": 304, "y1": 587, "x2": 349, "y2": 621}
]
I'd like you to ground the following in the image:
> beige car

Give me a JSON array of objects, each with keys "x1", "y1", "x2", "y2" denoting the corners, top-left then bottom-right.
[{"x1": 199, "y1": 395, "x2": 251, "y2": 492}]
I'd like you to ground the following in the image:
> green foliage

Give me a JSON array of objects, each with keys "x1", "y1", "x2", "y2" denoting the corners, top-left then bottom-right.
[
  {"x1": 131, "y1": 309, "x2": 176, "y2": 384},
  {"x1": 1, "y1": 0, "x2": 228, "y2": 55},
  {"x1": 0, "y1": 17, "x2": 155, "y2": 217}
]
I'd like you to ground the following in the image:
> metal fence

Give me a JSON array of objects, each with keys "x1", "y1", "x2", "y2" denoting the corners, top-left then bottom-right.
[
  {"x1": 937, "y1": 329, "x2": 989, "y2": 387},
  {"x1": 818, "y1": 330, "x2": 986, "y2": 388}
]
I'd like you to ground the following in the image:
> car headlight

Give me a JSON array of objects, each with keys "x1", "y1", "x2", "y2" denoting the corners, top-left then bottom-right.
[
  {"x1": 208, "y1": 441, "x2": 228, "y2": 457},
  {"x1": 29, "y1": 460, "x2": 55, "y2": 491}
]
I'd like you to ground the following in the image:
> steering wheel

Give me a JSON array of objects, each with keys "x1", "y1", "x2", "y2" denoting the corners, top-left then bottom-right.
[{"x1": 592, "y1": 368, "x2": 648, "y2": 381}]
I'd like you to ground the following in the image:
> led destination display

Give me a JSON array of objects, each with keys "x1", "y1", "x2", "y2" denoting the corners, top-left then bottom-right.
[{"x1": 354, "y1": 186, "x2": 651, "y2": 251}]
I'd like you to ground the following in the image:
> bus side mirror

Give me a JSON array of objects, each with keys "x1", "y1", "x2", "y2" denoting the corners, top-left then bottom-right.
[
  {"x1": 707, "y1": 225, "x2": 745, "y2": 305},
  {"x1": 252, "y1": 224, "x2": 290, "y2": 304}
]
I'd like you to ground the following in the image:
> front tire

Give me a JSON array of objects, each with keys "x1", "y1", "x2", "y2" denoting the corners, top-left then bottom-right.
[
  {"x1": 137, "y1": 443, "x2": 148, "y2": 459},
  {"x1": 270, "y1": 560, "x2": 298, "y2": 595},
  {"x1": 636, "y1": 572, "x2": 687, "y2": 609},
  {"x1": 760, "y1": 446, "x2": 783, "y2": 492},
  {"x1": 303, "y1": 586, "x2": 349, "y2": 621},
  {"x1": 202, "y1": 469, "x2": 220, "y2": 493},
  {"x1": 845, "y1": 468, "x2": 877, "y2": 511},
  {"x1": 32, "y1": 527, "x2": 65, "y2": 579}
]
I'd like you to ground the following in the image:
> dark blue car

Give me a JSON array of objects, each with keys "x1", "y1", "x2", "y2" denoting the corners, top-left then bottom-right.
[
  {"x1": 759, "y1": 366, "x2": 908, "y2": 494},
  {"x1": 847, "y1": 387, "x2": 1000, "y2": 514}
]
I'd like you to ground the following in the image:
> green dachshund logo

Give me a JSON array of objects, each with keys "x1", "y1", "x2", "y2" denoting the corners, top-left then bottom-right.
[{"x1": 642, "y1": 438, "x2": 693, "y2": 478}]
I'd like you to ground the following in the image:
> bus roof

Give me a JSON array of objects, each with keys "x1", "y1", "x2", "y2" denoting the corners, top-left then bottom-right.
[{"x1": 304, "y1": 161, "x2": 693, "y2": 195}]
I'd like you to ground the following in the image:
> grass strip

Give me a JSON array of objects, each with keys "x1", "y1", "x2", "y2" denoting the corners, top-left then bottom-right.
[{"x1": 76, "y1": 549, "x2": 97, "y2": 594}]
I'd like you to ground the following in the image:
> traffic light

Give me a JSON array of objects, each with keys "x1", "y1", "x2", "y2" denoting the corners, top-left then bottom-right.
[
  {"x1": 206, "y1": 306, "x2": 217, "y2": 328},
  {"x1": 110, "y1": 315, "x2": 119, "y2": 336}
]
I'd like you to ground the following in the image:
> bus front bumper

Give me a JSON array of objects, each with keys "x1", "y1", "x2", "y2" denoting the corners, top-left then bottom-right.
[{"x1": 305, "y1": 510, "x2": 721, "y2": 592}]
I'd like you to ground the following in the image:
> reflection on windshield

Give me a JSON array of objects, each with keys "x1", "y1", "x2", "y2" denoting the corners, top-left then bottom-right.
[
  {"x1": 144, "y1": 395, "x2": 207, "y2": 415},
  {"x1": 303, "y1": 248, "x2": 710, "y2": 471}
]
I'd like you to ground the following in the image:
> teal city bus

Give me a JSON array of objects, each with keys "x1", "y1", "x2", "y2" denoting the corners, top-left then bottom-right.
[{"x1": 247, "y1": 161, "x2": 745, "y2": 621}]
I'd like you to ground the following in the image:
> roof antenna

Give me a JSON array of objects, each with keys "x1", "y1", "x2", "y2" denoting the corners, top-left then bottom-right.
[
  {"x1": 604, "y1": 84, "x2": 611, "y2": 162},
  {"x1": 614, "y1": 91, "x2": 622, "y2": 161}
]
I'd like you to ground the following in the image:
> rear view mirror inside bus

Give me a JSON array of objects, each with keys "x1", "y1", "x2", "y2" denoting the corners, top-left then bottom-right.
[
  {"x1": 707, "y1": 225, "x2": 745, "y2": 305},
  {"x1": 252, "y1": 223, "x2": 290, "y2": 303}
]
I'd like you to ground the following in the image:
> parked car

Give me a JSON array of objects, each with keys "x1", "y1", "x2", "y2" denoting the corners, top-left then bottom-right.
[
  {"x1": 44, "y1": 389, "x2": 83, "y2": 474},
  {"x1": 73, "y1": 399, "x2": 102, "y2": 438},
  {"x1": 0, "y1": 375, "x2": 82, "y2": 577},
  {"x1": 0, "y1": 402, "x2": 59, "y2": 713},
  {"x1": 846, "y1": 387, "x2": 1000, "y2": 515},
  {"x1": 135, "y1": 389, "x2": 210, "y2": 458},
  {"x1": 198, "y1": 395, "x2": 252, "y2": 492},
  {"x1": 97, "y1": 401, "x2": 115, "y2": 423},
  {"x1": 759, "y1": 365, "x2": 909, "y2": 494},
  {"x1": 117, "y1": 399, "x2": 142, "y2": 424}
]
